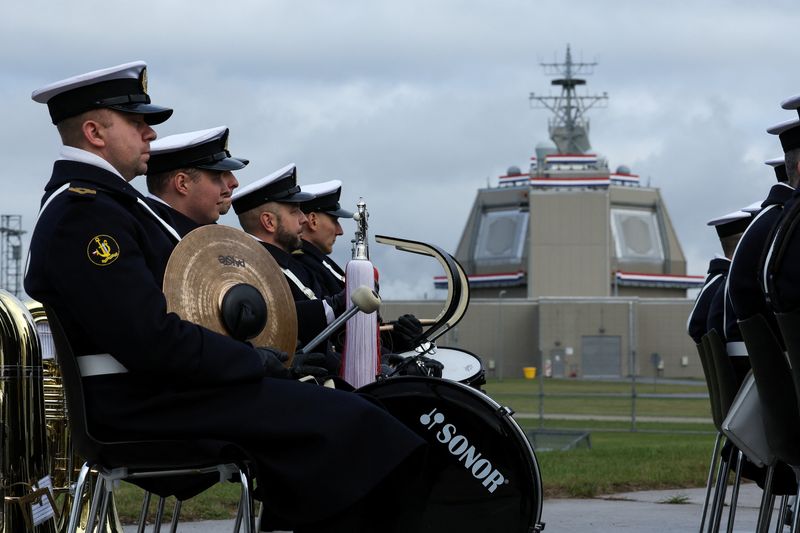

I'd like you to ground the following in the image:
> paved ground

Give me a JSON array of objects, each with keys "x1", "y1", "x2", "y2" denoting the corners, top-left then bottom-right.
[{"x1": 123, "y1": 482, "x2": 788, "y2": 532}]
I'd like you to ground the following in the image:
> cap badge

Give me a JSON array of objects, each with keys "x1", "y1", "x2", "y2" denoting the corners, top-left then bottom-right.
[
  {"x1": 139, "y1": 67, "x2": 148, "y2": 94},
  {"x1": 87, "y1": 235, "x2": 120, "y2": 266}
]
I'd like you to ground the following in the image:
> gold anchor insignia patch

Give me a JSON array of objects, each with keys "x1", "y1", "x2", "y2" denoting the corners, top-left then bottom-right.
[{"x1": 87, "y1": 235, "x2": 120, "y2": 266}]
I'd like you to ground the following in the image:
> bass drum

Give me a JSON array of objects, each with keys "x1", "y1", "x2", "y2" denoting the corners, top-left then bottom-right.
[
  {"x1": 359, "y1": 376, "x2": 543, "y2": 533},
  {"x1": 398, "y1": 346, "x2": 486, "y2": 388}
]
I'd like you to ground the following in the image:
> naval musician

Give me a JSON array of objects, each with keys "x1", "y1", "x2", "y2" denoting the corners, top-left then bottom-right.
[
  {"x1": 24, "y1": 60, "x2": 428, "y2": 533},
  {"x1": 144, "y1": 126, "x2": 246, "y2": 236}
]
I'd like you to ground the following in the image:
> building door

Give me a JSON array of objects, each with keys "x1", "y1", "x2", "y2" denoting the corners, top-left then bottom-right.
[
  {"x1": 581, "y1": 335, "x2": 621, "y2": 378},
  {"x1": 549, "y1": 348, "x2": 566, "y2": 378}
]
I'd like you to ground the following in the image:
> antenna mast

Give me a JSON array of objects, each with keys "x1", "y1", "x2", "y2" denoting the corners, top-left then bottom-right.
[{"x1": 529, "y1": 44, "x2": 608, "y2": 154}]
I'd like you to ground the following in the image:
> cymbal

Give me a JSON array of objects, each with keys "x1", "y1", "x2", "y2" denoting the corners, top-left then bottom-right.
[{"x1": 162, "y1": 225, "x2": 297, "y2": 358}]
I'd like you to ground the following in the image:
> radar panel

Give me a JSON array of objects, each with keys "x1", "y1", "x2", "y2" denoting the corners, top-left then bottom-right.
[
  {"x1": 610, "y1": 208, "x2": 664, "y2": 263},
  {"x1": 473, "y1": 209, "x2": 529, "y2": 266}
]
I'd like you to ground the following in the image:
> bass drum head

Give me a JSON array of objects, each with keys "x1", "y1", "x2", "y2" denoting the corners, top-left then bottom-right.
[{"x1": 359, "y1": 376, "x2": 543, "y2": 533}]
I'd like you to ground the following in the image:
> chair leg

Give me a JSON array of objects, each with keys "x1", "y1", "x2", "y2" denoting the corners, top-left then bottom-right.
[
  {"x1": 775, "y1": 495, "x2": 789, "y2": 533},
  {"x1": 234, "y1": 495, "x2": 244, "y2": 533},
  {"x1": 725, "y1": 450, "x2": 744, "y2": 533},
  {"x1": 255, "y1": 501, "x2": 264, "y2": 533},
  {"x1": 138, "y1": 491, "x2": 152, "y2": 533},
  {"x1": 169, "y1": 500, "x2": 182, "y2": 533},
  {"x1": 238, "y1": 468, "x2": 255, "y2": 533},
  {"x1": 792, "y1": 484, "x2": 800, "y2": 533},
  {"x1": 153, "y1": 496, "x2": 166, "y2": 533},
  {"x1": 97, "y1": 478, "x2": 113, "y2": 531},
  {"x1": 85, "y1": 473, "x2": 106, "y2": 533},
  {"x1": 67, "y1": 463, "x2": 91, "y2": 533},
  {"x1": 756, "y1": 464, "x2": 776, "y2": 533},
  {"x1": 710, "y1": 447, "x2": 734, "y2": 533},
  {"x1": 700, "y1": 433, "x2": 723, "y2": 533}
]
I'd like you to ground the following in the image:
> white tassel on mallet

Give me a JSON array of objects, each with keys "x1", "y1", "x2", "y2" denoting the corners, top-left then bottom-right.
[{"x1": 342, "y1": 258, "x2": 379, "y2": 388}]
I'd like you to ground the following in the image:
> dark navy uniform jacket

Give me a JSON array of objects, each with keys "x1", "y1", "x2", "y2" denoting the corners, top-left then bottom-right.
[
  {"x1": 707, "y1": 262, "x2": 751, "y2": 384},
  {"x1": 144, "y1": 197, "x2": 201, "y2": 238},
  {"x1": 765, "y1": 188, "x2": 800, "y2": 313},
  {"x1": 728, "y1": 183, "x2": 793, "y2": 338},
  {"x1": 24, "y1": 158, "x2": 424, "y2": 526},
  {"x1": 688, "y1": 258, "x2": 729, "y2": 344},
  {"x1": 259, "y1": 241, "x2": 328, "y2": 345},
  {"x1": 296, "y1": 239, "x2": 346, "y2": 298}
]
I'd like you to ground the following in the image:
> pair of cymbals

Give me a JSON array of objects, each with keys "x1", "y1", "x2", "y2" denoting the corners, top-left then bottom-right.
[{"x1": 162, "y1": 225, "x2": 297, "y2": 357}]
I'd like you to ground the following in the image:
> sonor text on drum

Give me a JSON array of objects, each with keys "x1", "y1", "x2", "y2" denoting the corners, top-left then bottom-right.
[{"x1": 420, "y1": 407, "x2": 507, "y2": 493}]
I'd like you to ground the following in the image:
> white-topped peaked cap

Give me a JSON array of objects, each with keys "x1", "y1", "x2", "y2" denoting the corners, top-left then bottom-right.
[
  {"x1": 765, "y1": 156, "x2": 788, "y2": 183},
  {"x1": 767, "y1": 118, "x2": 800, "y2": 152},
  {"x1": 781, "y1": 94, "x2": 800, "y2": 111},
  {"x1": 146, "y1": 126, "x2": 248, "y2": 175},
  {"x1": 707, "y1": 209, "x2": 752, "y2": 238},
  {"x1": 32, "y1": 60, "x2": 172, "y2": 125},
  {"x1": 299, "y1": 179, "x2": 354, "y2": 218},
  {"x1": 742, "y1": 201, "x2": 764, "y2": 214},
  {"x1": 231, "y1": 164, "x2": 315, "y2": 214}
]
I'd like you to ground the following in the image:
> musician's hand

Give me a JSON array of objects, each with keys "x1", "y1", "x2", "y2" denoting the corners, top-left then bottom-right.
[
  {"x1": 390, "y1": 314, "x2": 423, "y2": 352},
  {"x1": 257, "y1": 347, "x2": 291, "y2": 379},
  {"x1": 324, "y1": 289, "x2": 347, "y2": 317},
  {"x1": 291, "y1": 352, "x2": 330, "y2": 379},
  {"x1": 410, "y1": 355, "x2": 444, "y2": 378}
]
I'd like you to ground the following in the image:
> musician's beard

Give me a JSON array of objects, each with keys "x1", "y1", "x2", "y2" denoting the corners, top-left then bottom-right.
[{"x1": 275, "y1": 224, "x2": 303, "y2": 252}]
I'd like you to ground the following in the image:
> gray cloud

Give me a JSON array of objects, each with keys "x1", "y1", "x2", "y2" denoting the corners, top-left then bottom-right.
[{"x1": 3, "y1": 0, "x2": 800, "y2": 299}]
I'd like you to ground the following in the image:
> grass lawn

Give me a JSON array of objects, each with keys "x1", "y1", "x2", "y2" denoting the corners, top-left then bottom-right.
[{"x1": 105, "y1": 377, "x2": 718, "y2": 523}]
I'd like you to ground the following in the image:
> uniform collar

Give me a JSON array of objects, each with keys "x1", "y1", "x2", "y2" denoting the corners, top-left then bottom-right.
[
  {"x1": 301, "y1": 239, "x2": 326, "y2": 261},
  {"x1": 47, "y1": 159, "x2": 143, "y2": 202},
  {"x1": 764, "y1": 182, "x2": 795, "y2": 207},
  {"x1": 708, "y1": 256, "x2": 731, "y2": 274},
  {"x1": 260, "y1": 241, "x2": 292, "y2": 268},
  {"x1": 58, "y1": 145, "x2": 127, "y2": 182}
]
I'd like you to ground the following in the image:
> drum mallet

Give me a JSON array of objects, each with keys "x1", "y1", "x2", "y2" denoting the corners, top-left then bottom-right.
[{"x1": 299, "y1": 285, "x2": 381, "y2": 354}]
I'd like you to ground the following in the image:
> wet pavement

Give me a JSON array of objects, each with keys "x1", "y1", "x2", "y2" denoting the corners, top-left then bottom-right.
[{"x1": 124, "y1": 482, "x2": 785, "y2": 532}]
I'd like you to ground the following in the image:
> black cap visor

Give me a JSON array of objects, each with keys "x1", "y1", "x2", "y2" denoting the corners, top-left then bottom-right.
[
  {"x1": 109, "y1": 102, "x2": 173, "y2": 125},
  {"x1": 323, "y1": 206, "x2": 354, "y2": 218},
  {"x1": 277, "y1": 189, "x2": 315, "y2": 203},
  {"x1": 197, "y1": 156, "x2": 249, "y2": 172}
]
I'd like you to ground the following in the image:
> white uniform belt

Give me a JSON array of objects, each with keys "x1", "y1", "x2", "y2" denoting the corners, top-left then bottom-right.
[
  {"x1": 726, "y1": 341, "x2": 748, "y2": 357},
  {"x1": 77, "y1": 353, "x2": 129, "y2": 377}
]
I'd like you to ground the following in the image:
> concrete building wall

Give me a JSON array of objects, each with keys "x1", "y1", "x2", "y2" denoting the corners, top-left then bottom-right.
[
  {"x1": 637, "y1": 299, "x2": 698, "y2": 379},
  {"x1": 383, "y1": 296, "x2": 699, "y2": 381},
  {"x1": 382, "y1": 299, "x2": 539, "y2": 381},
  {"x1": 528, "y1": 190, "x2": 610, "y2": 297}
]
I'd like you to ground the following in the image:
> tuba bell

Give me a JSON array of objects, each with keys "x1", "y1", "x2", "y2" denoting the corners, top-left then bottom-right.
[{"x1": 0, "y1": 290, "x2": 55, "y2": 532}]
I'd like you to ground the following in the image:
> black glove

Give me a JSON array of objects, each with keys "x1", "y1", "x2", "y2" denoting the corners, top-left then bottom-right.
[
  {"x1": 324, "y1": 289, "x2": 347, "y2": 317},
  {"x1": 389, "y1": 314, "x2": 423, "y2": 352},
  {"x1": 384, "y1": 353, "x2": 443, "y2": 378},
  {"x1": 290, "y1": 352, "x2": 330, "y2": 378},
  {"x1": 257, "y1": 347, "x2": 291, "y2": 379}
]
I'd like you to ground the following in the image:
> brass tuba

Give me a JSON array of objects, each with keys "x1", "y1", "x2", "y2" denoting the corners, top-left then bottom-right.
[{"x1": 0, "y1": 290, "x2": 55, "y2": 532}]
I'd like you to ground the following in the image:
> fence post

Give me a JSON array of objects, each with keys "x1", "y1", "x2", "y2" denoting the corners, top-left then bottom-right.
[{"x1": 629, "y1": 299, "x2": 637, "y2": 431}]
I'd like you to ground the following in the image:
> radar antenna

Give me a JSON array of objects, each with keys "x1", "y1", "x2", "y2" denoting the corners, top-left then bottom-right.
[{"x1": 529, "y1": 44, "x2": 608, "y2": 154}]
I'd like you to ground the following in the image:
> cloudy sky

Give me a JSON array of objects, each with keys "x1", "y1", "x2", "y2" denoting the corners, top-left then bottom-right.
[{"x1": 2, "y1": 0, "x2": 799, "y2": 299}]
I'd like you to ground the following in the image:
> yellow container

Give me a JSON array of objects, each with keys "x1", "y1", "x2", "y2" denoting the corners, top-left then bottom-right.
[{"x1": 523, "y1": 366, "x2": 537, "y2": 379}]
